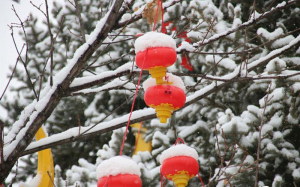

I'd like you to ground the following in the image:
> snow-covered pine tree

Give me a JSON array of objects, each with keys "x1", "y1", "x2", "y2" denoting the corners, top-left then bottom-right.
[{"x1": 1, "y1": 0, "x2": 300, "y2": 186}]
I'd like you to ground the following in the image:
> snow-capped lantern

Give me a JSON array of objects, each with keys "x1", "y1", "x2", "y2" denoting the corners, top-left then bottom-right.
[
  {"x1": 135, "y1": 32, "x2": 177, "y2": 84},
  {"x1": 160, "y1": 142, "x2": 199, "y2": 187},
  {"x1": 97, "y1": 156, "x2": 142, "y2": 187},
  {"x1": 143, "y1": 73, "x2": 186, "y2": 123}
]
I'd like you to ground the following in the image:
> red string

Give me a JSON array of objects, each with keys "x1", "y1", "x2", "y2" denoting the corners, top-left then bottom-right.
[
  {"x1": 175, "y1": 137, "x2": 185, "y2": 145},
  {"x1": 119, "y1": 50, "x2": 147, "y2": 156},
  {"x1": 197, "y1": 173, "x2": 205, "y2": 187},
  {"x1": 133, "y1": 121, "x2": 143, "y2": 154},
  {"x1": 160, "y1": 0, "x2": 164, "y2": 31},
  {"x1": 152, "y1": 0, "x2": 164, "y2": 31}
]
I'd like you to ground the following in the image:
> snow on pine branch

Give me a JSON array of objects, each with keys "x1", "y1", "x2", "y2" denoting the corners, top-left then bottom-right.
[
  {"x1": 186, "y1": 34, "x2": 300, "y2": 105},
  {"x1": 191, "y1": 0, "x2": 296, "y2": 48},
  {"x1": 22, "y1": 35, "x2": 300, "y2": 155},
  {"x1": 3, "y1": 0, "x2": 120, "y2": 161}
]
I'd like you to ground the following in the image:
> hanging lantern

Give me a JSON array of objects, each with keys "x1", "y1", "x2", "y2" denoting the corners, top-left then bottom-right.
[
  {"x1": 143, "y1": 73, "x2": 186, "y2": 123},
  {"x1": 97, "y1": 156, "x2": 142, "y2": 187},
  {"x1": 135, "y1": 32, "x2": 177, "y2": 84},
  {"x1": 160, "y1": 143, "x2": 199, "y2": 187}
]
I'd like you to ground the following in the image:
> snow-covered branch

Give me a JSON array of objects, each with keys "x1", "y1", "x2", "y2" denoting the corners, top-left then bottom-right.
[
  {"x1": 22, "y1": 109, "x2": 156, "y2": 156},
  {"x1": 191, "y1": 0, "x2": 298, "y2": 48},
  {"x1": 0, "y1": 0, "x2": 125, "y2": 182},
  {"x1": 186, "y1": 34, "x2": 300, "y2": 106}
]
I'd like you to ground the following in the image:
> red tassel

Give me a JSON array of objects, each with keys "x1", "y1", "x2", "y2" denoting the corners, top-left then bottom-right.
[{"x1": 180, "y1": 53, "x2": 193, "y2": 71}]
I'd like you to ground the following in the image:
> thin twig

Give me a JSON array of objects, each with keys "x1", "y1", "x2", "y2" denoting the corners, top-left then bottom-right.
[
  {"x1": 0, "y1": 44, "x2": 25, "y2": 101},
  {"x1": 11, "y1": 6, "x2": 38, "y2": 99},
  {"x1": 74, "y1": 0, "x2": 86, "y2": 42},
  {"x1": 77, "y1": 93, "x2": 136, "y2": 137},
  {"x1": 47, "y1": 171, "x2": 56, "y2": 187},
  {"x1": 44, "y1": 0, "x2": 54, "y2": 86},
  {"x1": 0, "y1": 120, "x2": 4, "y2": 164},
  {"x1": 254, "y1": 82, "x2": 273, "y2": 187}
]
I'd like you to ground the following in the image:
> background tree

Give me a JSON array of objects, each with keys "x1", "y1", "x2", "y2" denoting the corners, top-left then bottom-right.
[{"x1": 1, "y1": 0, "x2": 300, "y2": 186}]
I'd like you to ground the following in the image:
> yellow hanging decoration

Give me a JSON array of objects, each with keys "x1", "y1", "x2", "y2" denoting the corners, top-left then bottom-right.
[
  {"x1": 131, "y1": 123, "x2": 152, "y2": 155},
  {"x1": 35, "y1": 127, "x2": 55, "y2": 187}
]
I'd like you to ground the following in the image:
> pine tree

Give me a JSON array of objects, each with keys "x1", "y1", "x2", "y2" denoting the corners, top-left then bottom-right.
[{"x1": 1, "y1": 0, "x2": 300, "y2": 186}]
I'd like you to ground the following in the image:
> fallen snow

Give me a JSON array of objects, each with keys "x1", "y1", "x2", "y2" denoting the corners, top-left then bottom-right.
[
  {"x1": 134, "y1": 31, "x2": 176, "y2": 53},
  {"x1": 96, "y1": 156, "x2": 141, "y2": 178},
  {"x1": 160, "y1": 144, "x2": 198, "y2": 163},
  {"x1": 143, "y1": 73, "x2": 186, "y2": 91}
]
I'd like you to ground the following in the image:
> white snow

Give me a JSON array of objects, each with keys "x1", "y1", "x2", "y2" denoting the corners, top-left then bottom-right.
[
  {"x1": 19, "y1": 173, "x2": 42, "y2": 187},
  {"x1": 265, "y1": 57, "x2": 286, "y2": 72},
  {"x1": 70, "y1": 62, "x2": 135, "y2": 88},
  {"x1": 178, "y1": 120, "x2": 208, "y2": 138},
  {"x1": 292, "y1": 168, "x2": 300, "y2": 179},
  {"x1": 272, "y1": 175, "x2": 283, "y2": 186},
  {"x1": 96, "y1": 156, "x2": 141, "y2": 178},
  {"x1": 244, "y1": 155, "x2": 254, "y2": 164},
  {"x1": 160, "y1": 144, "x2": 198, "y2": 163},
  {"x1": 25, "y1": 108, "x2": 155, "y2": 153},
  {"x1": 3, "y1": 0, "x2": 120, "y2": 161},
  {"x1": 176, "y1": 41, "x2": 196, "y2": 52},
  {"x1": 206, "y1": 55, "x2": 237, "y2": 70},
  {"x1": 134, "y1": 31, "x2": 176, "y2": 53},
  {"x1": 143, "y1": 73, "x2": 186, "y2": 91},
  {"x1": 221, "y1": 116, "x2": 249, "y2": 134},
  {"x1": 257, "y1": 27, "x2": 283, "y2": 41},
  {"x1": 152, "y1": 131, "x2": 170, "y2": 147},
  {"x1": 120, "y1": 13, "x2": 132, "y2": 22}
]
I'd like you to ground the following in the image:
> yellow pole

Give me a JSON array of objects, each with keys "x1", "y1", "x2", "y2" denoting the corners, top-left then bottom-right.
[
  {"x1": 131, "y1": 123, "x2": 152, "y2": 155},
  {"x1": 35, "y1": 127, "x2": 55, "y2": 187}
]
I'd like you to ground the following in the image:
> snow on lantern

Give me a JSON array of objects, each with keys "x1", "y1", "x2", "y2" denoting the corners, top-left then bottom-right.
[
  {"x1": 143, "y1": 73, "x2": 186, "y2": 123},
  {"x1": 135, "y1": 31, "x2": 177, "y2": 84},
  {"x1": 96, "y1": 156, "x2": 142, "y2": 187},
  {"x1": 160, "y1": 144, "x2": 199, "y2": 187}
]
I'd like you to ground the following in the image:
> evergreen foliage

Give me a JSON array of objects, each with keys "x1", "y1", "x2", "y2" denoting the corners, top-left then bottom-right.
[{"x1": 1, "y1": 0, "x2": 300, "y2": 186}]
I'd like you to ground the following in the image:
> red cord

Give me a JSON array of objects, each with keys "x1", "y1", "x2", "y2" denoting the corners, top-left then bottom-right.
[
  {"x1": 175, "y1": 137, "x2": 185, "y2": 145},
  {"x1": 153, "y1": 0, "x2": 164, "y2": 31},
  {"x1": 119, "y1": 50, "x2": 147, "y2": 156},
  {"x1": 197, "y1": 173, "x2": 205, "y2": 187},
  {"x1": 160, "y1": 0, "x2": 164, "y2": 32}
]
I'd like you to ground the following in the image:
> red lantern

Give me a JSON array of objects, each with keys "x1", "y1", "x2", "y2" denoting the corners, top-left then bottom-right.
[
  {"x1": 144, "y1": 85, "x2": 186, "y2": 123},
  {"x1": 160, "y1": 142, "x2": 199, "y2": 187},
  {"x1": 96, "y1": 156, "x2": 142, "y2": 187},
  {"x1": 135, "y1": 32, "x2": 177, "y2": 84},
  {"x1": 135, "y1": 47, "x2": 177, "y2": 84},
  {"x1": 97, "y1": 174, "x2": 141, "y2": 187},
  {"x1": 161, "y1": 156, "x2": 199, "y2": 187}
]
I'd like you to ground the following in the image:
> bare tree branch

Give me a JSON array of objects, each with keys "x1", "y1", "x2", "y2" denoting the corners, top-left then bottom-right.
[{"x1": 0, "y1": 0, "x2": 125, "y2": 181}]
